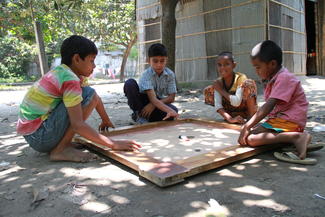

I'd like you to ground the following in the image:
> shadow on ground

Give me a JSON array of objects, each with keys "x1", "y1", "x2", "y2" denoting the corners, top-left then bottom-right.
[{"x1": 0, "y1": 77, "x2": 325, "y2": 217}]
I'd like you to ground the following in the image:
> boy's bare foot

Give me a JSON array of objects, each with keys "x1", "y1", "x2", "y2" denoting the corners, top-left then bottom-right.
[
  {"x1": 50, "y1": 147, "x2": 97, "y2": 162},
  {"x1": 294, "y1": 132, "x2": 311, "y2": 159}
]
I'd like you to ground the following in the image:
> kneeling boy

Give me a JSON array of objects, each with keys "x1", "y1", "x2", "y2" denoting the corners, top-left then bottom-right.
[
  {"x1": 17, "y1": 35, "x2": 140, "y2": 162},
  {"x1": 204, "y1": 52, "x2": 257, "y2": 124},
  {"x1": 124, "y1": 43, "x2": 179, "y2": 123},
  {"x1": 238, "y1": 40, "x2": 312, "y2": 163}
]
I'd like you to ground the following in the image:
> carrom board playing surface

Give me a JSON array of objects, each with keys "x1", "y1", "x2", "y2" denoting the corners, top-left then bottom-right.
[{"x1": 75, "y1": 119, "x2": 278, "y2": 187}]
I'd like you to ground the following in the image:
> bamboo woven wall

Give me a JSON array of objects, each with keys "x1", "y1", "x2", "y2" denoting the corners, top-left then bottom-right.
[
  {"x1": 136, "y1": 0, "x2": 307, "y2": 82},
  {"x1": 268, "y1": 0, "x2": 306, "y2": 75}
]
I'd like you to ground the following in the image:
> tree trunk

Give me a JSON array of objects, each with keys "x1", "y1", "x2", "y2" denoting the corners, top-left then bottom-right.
[
  {"x1": 34, "y1": 21, "x2": 48, "y2": 76},
  {"x1": 119, "y1": 35, "x2": 137, "y2": 82},
  {"x1": 160, "y1": 0, "x2": 179, "y2": 72}
]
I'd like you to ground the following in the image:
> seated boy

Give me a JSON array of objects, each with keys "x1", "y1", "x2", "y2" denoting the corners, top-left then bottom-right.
[
  {"x1": 238, "y1": 40, "x2": 315, "y2": 164},
  {"x1": 17, "y1": 35, "x2": 141, "y2": 162},
  {"x1": 204, "y1": 52, "x2": 257, "y2": 124},
  {"x1": 124, "y1": 43, "x2": 179, "y2": 123}
]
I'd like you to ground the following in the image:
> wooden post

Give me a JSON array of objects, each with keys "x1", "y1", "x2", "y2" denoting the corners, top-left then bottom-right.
[
  {"x1": 265, "y1": 0, "x2": 269, "y2": 40},
  {"x1": 34, "y1": 21, "x2": 48, "y2": 76},
  {"x1": 317, "y1": 0, "x2": 325, "y2": 76}
]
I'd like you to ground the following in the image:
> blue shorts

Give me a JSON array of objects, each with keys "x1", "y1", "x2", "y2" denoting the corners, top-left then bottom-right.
[{"x1": 23, "y1": 86, "x2": 95, "y2": 153}]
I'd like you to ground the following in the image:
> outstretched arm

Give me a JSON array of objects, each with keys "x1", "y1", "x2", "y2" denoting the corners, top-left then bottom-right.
[
  {"x1": 214, "y1": 90, "x2": 244, "y2": 124},
  {"x1": 238, "y1": 98, "x2": 278, "y2": 145},
  {"x1": 160, "y1": 93, "x2": 176, "y2": 104},
  {"x1": 67, "y1": 103, "x2": 141, "y2": 151},
  {"x1": 144, "y1": 89, "x2": 178, "y2": 120},
  {"x1": 218, "y1": 108, "x2": 244, "y2": 124},
  {"x1": 95, "y1": 96, "x2": 115, "y2": 131},
  {"x1": 141, "y1": 93, "x2": 176, "y2": 118}
]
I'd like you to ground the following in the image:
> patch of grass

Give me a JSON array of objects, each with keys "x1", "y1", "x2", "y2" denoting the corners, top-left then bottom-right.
[
  {"x1": 0, "y1": 75, "x2": 38, "y2": 84},
  {"x1": 178, "y1": 80, "x2": 211, "y2": 89},
  {"x1": 0, "y1": 85, "x2": 30, "y2": 91}
]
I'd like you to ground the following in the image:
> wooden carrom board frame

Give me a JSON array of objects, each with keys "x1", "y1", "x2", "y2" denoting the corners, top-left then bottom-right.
[{"x1": 75, "y1": 119, "x2": 278, "y2": 187}]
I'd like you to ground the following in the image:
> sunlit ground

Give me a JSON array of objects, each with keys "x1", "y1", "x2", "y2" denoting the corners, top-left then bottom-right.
[{"x1": 0, "y1": 76, "x2": 324, "y2": 217}]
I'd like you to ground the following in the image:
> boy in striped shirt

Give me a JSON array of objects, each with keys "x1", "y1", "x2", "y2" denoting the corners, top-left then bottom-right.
[{"x1": 17, "y1": 35, "x2": 140, "y2": 162}]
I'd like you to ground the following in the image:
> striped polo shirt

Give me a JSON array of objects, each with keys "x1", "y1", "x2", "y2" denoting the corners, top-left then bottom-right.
[{"x1": 17, "y1": 64, "x2": 84, "y2": 135}]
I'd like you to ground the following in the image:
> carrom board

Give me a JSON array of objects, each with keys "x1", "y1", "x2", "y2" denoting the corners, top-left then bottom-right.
[{"x1": 75, "y1": 119, "x2": 278, "y2": 187}]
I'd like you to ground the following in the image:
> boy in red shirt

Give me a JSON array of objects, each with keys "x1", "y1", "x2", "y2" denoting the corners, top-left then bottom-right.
[{"x1": 238, "y1": 40, "x2": 320, "y2": 164}]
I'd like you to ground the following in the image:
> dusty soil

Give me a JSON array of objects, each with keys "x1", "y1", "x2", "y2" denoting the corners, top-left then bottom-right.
[{"x1": 0, "y1": 76, "x2": 324, "y2": 217}]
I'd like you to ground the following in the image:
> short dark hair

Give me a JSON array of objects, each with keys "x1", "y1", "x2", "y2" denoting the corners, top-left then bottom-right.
[
  {"x1": 217, "y1": 51, "x2": 234, "y2": 62},
  {"x1": 60, "y1": 35, "x2": 98, "y2": 66},
  {"x1": 148, "y1": 43, "x2": 168, "y2": 57},
  {"x1": 251, "y1": 40, "x2": 282, "y2": 65}
]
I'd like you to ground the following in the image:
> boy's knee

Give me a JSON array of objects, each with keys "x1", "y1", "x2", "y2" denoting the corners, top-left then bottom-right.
[
  {"x1": 81, "y1": 87, "x2": 96, "y2": 106},
  {"x1": 124, "y1": 79, "x2": 138, "y2": 94},
  {"x1": 91, "y1": 92, "x2": 100, "y2": 103},
  {"x1": 246, "y1": 135, "x2": 259, "y2": 147},
  {"x1": 84, "y1": 92, "x2": 99, "y2": 108},
  {"x1": 203, "y1": 85, "x2": 214, "y2": 93},
  {"x1": 124, "y1": 79, "x2": 137, "y2": 88},
  {"x1": 82, "y1": 86, "x2": 95, "y2": 95},
  {"x1": 168, "y1": 104, "x2": 178, "y2": 113}
]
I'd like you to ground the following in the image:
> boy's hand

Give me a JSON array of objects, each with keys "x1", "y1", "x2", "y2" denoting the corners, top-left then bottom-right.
[
  {"x1": 242, "y1": 86, "x2": 250, "y2": 100},
  {"x1": 213, "y1": 80, "x2": 223, "y2": 93},
  {"x1": 111, "y1": 140, "x2": 142, "y2": 151},
  {"x1": 228, "y1": 115, "x2": 245, "y2": 124},
  {"x1": 140, "y1": 103, "x2": 155, "y2": 118},
  {"x1": 238, "y1": 125, "x2": 250, "y2": 146},
  {"x1": 163, "y1": 110, "x2": 179, "y2": 120},
  {"x1": 98, "y1": 120, "x2": 115, "y2": 131}
]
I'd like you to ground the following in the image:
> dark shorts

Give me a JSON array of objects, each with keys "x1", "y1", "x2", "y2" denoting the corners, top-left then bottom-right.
[{"x1": 23, "y1": 86, "x2": 95, "y2": 153}]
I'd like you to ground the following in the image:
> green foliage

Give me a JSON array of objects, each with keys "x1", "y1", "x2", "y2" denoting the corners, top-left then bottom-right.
[
  {"x1": 0, "y1": 0, "x2": 137, "y2": 81},
  {"x1": 69, "y1": 0, "x2": 137, "y2": 48},
  {"x1": 1, "y1": 1, "x2": 37, "y2": 41},
  {"x1": 129, "y1": 45, "x2": 138, "y2": 60},
  {"x1": 0, "y1": 35, "x2": 35, "y2": 79},
  {"x1": 0, "y1": 75, "x2": 37, "y2": 83}
]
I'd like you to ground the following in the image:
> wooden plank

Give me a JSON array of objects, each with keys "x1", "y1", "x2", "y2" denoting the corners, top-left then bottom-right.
[
  {"x1": 74, "y1": 136, "x2": 189, "y2": 187},
  {"x1": 100, "y1": 119, "x2": 187, "y2": 136},
  {"x1": 185, "y1": 118, "x2": 241, "y2": 130},
  {"x1": 73, "y1": 137, "x2": 161, "y2": 171},
  {"x1": 139, "y1": 162, "x2": 189, "y2": 186},
  {"x1": 176, "y1": 145, "x2": 281, "y2": 177},
  {"x1": 75, "y1": 119, "x2": 280, "y2": 187}
]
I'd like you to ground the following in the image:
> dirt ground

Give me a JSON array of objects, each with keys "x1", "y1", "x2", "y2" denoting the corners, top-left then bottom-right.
[{"x1": 0, "y1": 76, "x2": 324, "y2": 217}]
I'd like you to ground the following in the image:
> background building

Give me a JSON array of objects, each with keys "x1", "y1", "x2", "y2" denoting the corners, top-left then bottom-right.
[{"x1": 137, "y1": 0, "x2": 324, "y2": 84}]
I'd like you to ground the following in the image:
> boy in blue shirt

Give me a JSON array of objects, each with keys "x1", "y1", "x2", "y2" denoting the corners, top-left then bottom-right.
[{"x1": 124, "y1": 43, "x2": 179, "y2": 123}]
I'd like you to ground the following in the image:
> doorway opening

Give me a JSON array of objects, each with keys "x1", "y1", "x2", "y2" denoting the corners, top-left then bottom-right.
[{"x1": 305, "y1": 0, "x2": 317, "y2": 75}]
